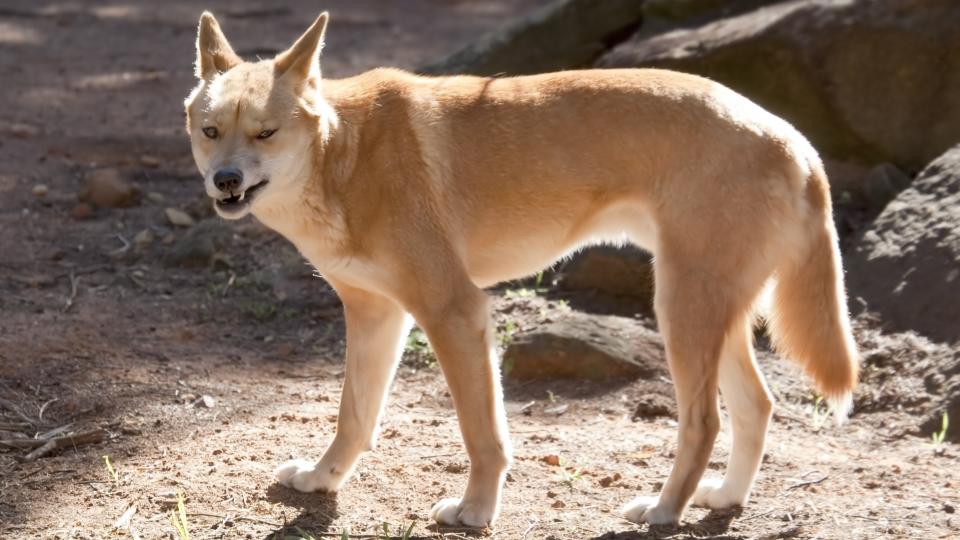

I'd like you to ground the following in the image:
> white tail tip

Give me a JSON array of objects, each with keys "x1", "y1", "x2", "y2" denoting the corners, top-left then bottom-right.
[{"x1": 829, "y1": 392, "x2": 853, "y2": 426}]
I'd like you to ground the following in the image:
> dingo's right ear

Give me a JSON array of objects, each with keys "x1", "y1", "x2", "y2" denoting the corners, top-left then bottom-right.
[
  {"x1": 196, "y1": 12, "x2": 242, "y2": 80},
  {"x1": 274, "y1": 12, "x2": 328, "y2": 83}
]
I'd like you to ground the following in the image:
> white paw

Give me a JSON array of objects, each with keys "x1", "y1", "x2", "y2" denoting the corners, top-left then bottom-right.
[
  {"x1": 692, "y1": 477, "x2": 746, "y2": 509},
  {"x1": 429, "y1": 497, "x2": 496, "y2": 528},
  {"x1": 622, "y1": 496, "x2": 678, "y2": 525},
  {"x1": 275, "y1": 458, "x2": 344, "y2": 493}
]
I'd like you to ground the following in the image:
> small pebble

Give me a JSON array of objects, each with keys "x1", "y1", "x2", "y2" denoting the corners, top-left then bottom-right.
[
  {"x1": 165, "y1": 207, "x2": 195, "y2": 227},
  {"x1": 70, "y1": 203, "x2": 93, "y2": 220},
  {"x1": 146, "y1": 191, "x2": 166, "y2": 204},
  {"x1": 134, "y1": 229, "x2": 154, "y2": 246},
  {"x1": 140, "y1": 155, "x2": 160, "y2": 168}
]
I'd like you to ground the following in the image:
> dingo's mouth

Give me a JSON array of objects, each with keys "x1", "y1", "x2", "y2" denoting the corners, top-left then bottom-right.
[{"x1": 214, "y1": 179, "x2": 269, "y2": 215}]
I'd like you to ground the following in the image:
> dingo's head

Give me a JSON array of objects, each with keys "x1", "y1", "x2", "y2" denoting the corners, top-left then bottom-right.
[{"x1": 185, "y1": 12, "x2": 331, "y2": 219}]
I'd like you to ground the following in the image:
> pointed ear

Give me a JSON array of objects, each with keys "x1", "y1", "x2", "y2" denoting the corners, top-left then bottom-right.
[
  {"x1": 196, "y1": 11, "x2": 242, "y2": 80},
  {"x1": 274, "y1": 12, "x2": 328, "y2": 82}
]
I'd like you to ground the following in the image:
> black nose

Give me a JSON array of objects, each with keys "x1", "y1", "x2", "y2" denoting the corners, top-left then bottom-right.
[{"x1": 214, "y1": 168, "x2": 243, "y2": 193}]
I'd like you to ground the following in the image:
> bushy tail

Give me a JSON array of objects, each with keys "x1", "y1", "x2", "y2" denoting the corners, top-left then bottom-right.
[{"x1": 767, "y1": 167, "x2": 859, "y2": 419}]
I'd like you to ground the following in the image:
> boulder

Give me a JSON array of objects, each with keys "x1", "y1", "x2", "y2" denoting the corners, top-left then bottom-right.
[
  {"x1": 419, "y1": 0, "x2": 785, "y2": 77},
  {"x1": 642, "y1": 0, "x2": 780, "y2": 22},
  {"x1": 855, "y1": 324, "x2": 960, "y2": 442},
  {"x1": 556, "y1": 246, "x2": 655, "y2": 311},
  {"x1": 600, "y1": 0, "x2": 960, "y2": 171},
  {"x1": 419, "y1": 0, "x2": 645, "y2": 76},
  {"x1": 846, "y1": 144, "x2": 960, "y2": 345},
  {"x1": 862, "y1": 163, "x2": 913, "y2": 214},
  {"x1": 635, "y1": 0, "x2": 784, "y2": 43},
  {"x1": 502, "y1": 310, "x2": 664, "y2": 380},
  {"x1": 632, "y1": 394, "x2": 676, "y2": 420}
]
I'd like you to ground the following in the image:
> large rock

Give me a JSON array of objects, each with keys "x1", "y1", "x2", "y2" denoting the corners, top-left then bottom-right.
[
  {"x1": 635, "y1": 0, "x2": 784, "y2": 43},
  {"x1": 419, "y1": 0, "x2": 782, "y2": 77},
  {"x1": 419, "y1": 0, "x2": 645, "y2": 76},
  {"x1": 600, "y1": 0, "x2": 960, "y2": 172},
  {"x1": 502, "y1": 311, "x2": 665, "y2": 380},
  {"x1": 854, "y1": 324, "x2": 960, "y2": 442},
  {"x1": 556, "y1": 246, "x2": 655, "y2": 311},
  {"x1": 846, "y1": 144, "x2": 960, "y2": 345}
]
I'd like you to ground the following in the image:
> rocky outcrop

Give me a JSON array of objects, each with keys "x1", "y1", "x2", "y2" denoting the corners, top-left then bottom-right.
[
  {"x1": 555, "y1": 246, "x2": 655, "y2": 312},
  {"x1": 855, "y1": 324, "x2": 960, "y2": 442},
  {"x1": 419, "y1": 0, "x2": 644, "y2": 76},
  {"x1": 600, "y1": 0, "x2": 960, "y2": 172},
  {"x1": 846, "y1": 144, "x2": 960, "y2": 345}
]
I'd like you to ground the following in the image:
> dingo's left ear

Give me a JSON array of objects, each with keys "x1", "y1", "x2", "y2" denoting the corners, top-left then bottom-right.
[
  {"x1": 275, "y1": 12, "x2": 329, "y2": 82},
  {"x1": 196, "y1": 12, "x2": 242, "y2": 80}
]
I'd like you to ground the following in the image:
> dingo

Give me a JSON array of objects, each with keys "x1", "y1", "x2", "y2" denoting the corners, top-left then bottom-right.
[{"x1": 185, "y1": 12, "x2": 858, "y2": 528}]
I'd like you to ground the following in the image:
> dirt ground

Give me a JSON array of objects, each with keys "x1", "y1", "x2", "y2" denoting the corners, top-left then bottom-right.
[{"x1": 1, "y1": 1, "x2": 958, "y2": 539}]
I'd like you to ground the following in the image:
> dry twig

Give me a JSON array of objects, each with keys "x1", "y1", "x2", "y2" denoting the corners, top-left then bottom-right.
[
  {"x1": 62, "y1": 270, "x2": 80, "y2": 312},
  {"x1": 0, "y1": 428, "x2": 107, "y2": 461}
]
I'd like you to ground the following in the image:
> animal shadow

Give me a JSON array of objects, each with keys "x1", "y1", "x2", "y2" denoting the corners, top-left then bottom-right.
[
  {"x1": 590, "y1": 507, "x2": 743, "y2": 540},
  {"x1": 263, "y1": 483, "x2": 339, "y2": 538}
]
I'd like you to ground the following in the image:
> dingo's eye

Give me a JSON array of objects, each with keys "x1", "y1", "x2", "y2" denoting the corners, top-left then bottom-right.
[
  {"x1": 202, "y1": 127, "x2": 219, "y2": 139},
  {"x1": 256, "y1": 129, "x2": 277, "y2": 140}
]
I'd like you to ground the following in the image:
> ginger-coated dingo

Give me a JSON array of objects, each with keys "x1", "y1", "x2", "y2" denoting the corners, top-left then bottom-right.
[{"x1": 185, "y1": 12, "x2": 859, "y2": 528}]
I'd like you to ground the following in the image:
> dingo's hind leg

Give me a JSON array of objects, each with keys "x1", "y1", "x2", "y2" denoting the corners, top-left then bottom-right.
[
  {"x1": 693, "y1": 319, "x2": 772, "y2": 509},
  {"x1": 623, "y1": 254, "x2": 729, "y2": 525}
]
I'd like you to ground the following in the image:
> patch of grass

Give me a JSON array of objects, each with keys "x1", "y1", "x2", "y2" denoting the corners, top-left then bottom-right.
[
  {"x1": 235, "y1": 271, "x2": 276, "y2": 293},
  {"x1": 278, "y1": 307, "x2": 301, "y2": 321},
  {"x1": 206, "y1": 282, "x2": 228, "y2": 298},
  {"x1": 505, "y1": 287, "x2": 537, "y2": 299},
  {"x1": 505, "y1": 271, "x2": 553, "y2": 299},
  {"x1": 102, "y1": 455, "x2": 118, "y2": 484},
  {"x1": 240, "y1": 300, "x2": 278, "y2": 322},
  {"x1": 557, "y1": 466, "x2": 583, "y2": 489},
  {"x1": 280, "y1": 521, "x2": 415, "y2": 539},
  {"x1": 378, "y1": 520, "x2": 416, "y2": 539},
  {"x1": 169, "y1": 489, "x2": 190, "y2": 540},
  {"x1": 810, "y1": 395, "x2": 829, "y2": 431},
  {"x1": 498, "y1": 319, "x2": 518, "y2": 349},
  {"x1": 931, "y1": 411, "x2": 949, "y2": 448},
  {"x1": 404, "y1": 328, "x2": 436, "y2": 369}
]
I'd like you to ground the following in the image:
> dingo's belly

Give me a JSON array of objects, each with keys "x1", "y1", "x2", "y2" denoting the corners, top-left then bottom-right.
[{"x1": 463, "y1": 199, "x2": 658, "y2": 288}]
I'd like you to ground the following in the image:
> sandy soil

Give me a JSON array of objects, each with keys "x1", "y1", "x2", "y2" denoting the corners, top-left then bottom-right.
[{"x1": 1, "y1": 1, "x2": 958, "y2": 539}]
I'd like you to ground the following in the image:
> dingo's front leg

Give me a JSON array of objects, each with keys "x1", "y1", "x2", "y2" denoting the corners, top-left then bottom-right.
[
  {"x1": 415, "y1": 286, "x2": 511, "y2": 528},
  {"x1": 277, "y1": 283, "x2": 411, "y2": 493}
]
